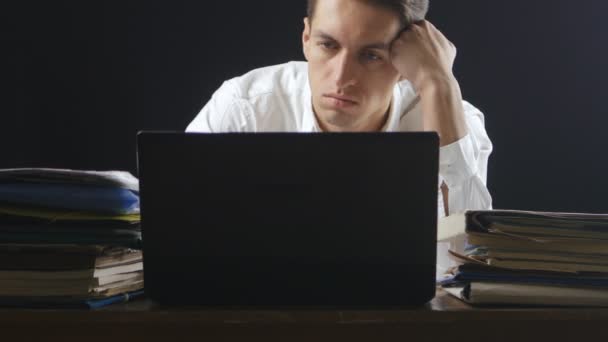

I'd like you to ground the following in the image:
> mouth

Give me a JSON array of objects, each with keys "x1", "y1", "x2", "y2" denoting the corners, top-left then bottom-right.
[{"x1": 323, "y1": 94, "x2": 358, "y2": 108}]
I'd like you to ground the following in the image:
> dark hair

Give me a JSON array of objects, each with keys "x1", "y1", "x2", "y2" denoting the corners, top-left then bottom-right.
[{"x1": 307, "y1": 0, "x2": 429, "y2": 28}]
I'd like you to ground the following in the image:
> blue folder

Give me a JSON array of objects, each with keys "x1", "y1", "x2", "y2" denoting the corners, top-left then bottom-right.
[
  {"x1": 0, "y1": 183, "x2": 139, "y2": 215},
  {"x1": 0, "y1": 290, "x2": 145, "y2": 309},
  {"x1": 440, "y1": 264, "x2": 608, "y2": 288}
]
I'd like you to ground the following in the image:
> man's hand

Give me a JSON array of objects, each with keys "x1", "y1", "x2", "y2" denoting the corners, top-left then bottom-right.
[
  {"x1": 390, "y1": 20, "x2": 467, "y2": 147},
  {"x1": 390, "y1": 20, "x2": 456, "y2": 89}
]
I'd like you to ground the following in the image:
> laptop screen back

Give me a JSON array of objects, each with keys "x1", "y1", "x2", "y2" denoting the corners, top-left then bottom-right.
[{"x1": 138, "y1": 132, "x2": 438, "y2": 307}]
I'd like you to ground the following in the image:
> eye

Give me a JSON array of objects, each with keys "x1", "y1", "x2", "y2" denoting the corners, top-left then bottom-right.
[
  {"x1": 362, "y1": 51, "x2": 382, "y2": 62},
  {"x1": 319, "y1": 41, "x2": 338, "y2": 50}
]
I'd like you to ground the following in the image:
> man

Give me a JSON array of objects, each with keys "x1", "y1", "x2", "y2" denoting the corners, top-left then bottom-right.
[{"x1": 186, "y1": 0, "x2": 492, "y2": 217}]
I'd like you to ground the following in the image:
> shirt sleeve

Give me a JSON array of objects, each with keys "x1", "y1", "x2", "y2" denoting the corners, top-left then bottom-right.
[
  {"x1": 185, "y1": 80, "x2": 255, "y2": 133},
  {"x1": 439, "y1": 100, "x2": 493, "y2": 214}
]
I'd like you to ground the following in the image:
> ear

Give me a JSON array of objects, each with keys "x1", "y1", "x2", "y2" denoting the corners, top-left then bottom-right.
[{"x1": 302, "y1": 17, "x2": 311, "y2": 61}]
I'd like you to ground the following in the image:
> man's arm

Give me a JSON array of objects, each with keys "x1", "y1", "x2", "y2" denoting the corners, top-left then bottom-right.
[
  {"x1": 418, "y1": 76, "x2": 467, "y2": 147},
  {"x1": 391, "y1": 21, "x2": 492, "y2": 214},
  {"x1": 390, "y1": 20, "x2": 466, "y2": 147}
]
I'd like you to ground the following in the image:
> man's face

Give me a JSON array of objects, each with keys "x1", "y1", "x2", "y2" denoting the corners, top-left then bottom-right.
[{"x1": 303, "y1": 0, "x2": 402, "y2": 132}]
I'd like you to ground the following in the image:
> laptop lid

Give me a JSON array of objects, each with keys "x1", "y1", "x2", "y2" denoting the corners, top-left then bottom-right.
[{"x1": 137, "y1": 132, "x2": 439, "y2": 307}]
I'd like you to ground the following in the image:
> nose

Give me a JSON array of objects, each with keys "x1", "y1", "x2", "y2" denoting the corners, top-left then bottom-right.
[{"x1": 332, "y1": 51, "x2": 357, "y2": 91}]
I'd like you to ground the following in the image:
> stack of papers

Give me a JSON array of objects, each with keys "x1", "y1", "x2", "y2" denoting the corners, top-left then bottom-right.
[
  {"x1": 439, "y1": 210, "x2": 608, "y2": 307},
  {"x1": 0, "y1": 168, "x2": 144, "y2": 308}
]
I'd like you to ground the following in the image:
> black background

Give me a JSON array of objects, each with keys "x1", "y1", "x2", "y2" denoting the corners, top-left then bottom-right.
[{"x1": 2, "y1": 1, "x2": 607, "y2": 212}]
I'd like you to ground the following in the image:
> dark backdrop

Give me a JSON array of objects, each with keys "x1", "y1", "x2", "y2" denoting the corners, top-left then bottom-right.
[{"x1": 2, "y1": 1, "x2": 607, "y2": 212}]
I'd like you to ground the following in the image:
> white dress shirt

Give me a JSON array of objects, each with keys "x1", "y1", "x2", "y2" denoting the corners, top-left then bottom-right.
[{"x1": 186, "y1": 61, "x2": 493, "y2": 217}]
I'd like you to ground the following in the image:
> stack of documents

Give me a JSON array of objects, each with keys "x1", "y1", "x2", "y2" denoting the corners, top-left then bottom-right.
[
  {"x1": 439, "y1": 210, "x2": 608, "y2": 307},
  {"x1": 0, "y1": 168, "x2": 143, "y2": 308}
]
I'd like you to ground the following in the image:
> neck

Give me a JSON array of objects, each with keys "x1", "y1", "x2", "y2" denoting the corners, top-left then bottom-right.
[{"x1": 314, "y1": 105, "x2": 392, "y2": 133}]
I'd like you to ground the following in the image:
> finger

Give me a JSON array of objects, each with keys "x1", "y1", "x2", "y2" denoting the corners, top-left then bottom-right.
[
  {"x1": 444, "y1": 37, "x2": 457, "y2": 53},
  {"x1": 393, "y1": 29, "x2": 415, "y2": 46},
  {"x1": 425, "y1": 20, "x2": 450, "y2": 41},
  {"x1": 425, "y1": 23, "x2": 453, "y2": 49},
  {"x1": 413, "y1": 20, "x2": 434, "y2": 36},
  {"x1": 402, "y1": 25, "x2": 423, "y2": 40},
  {"x1": 449, "y1": 40, "x2": 456, "y2": 51},
  {"x1": 390, "y1": 33, "x2": 406, "y2": 52},
  {"x1": 415, "y1": 20, "x2": 429, "y2": 28},
  {"x1": 423, "y1": 21, "x2": 445, "y2": 39},
  {"x1": 423, "y1": 20, "x2": 437, "y2": 30}
]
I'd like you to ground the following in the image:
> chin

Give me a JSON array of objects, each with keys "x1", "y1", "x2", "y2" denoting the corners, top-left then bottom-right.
[{"x1": 320, "y1": 111, "x2": 362, "y2": 128}]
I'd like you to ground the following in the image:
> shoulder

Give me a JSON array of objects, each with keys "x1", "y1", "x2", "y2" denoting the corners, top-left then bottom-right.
[
  {"x1": 197, "y1": 61, "x2": 308, "y2": 104},
  {"x1": 186, "y1": 62, "x2": 309, "y2": 132},
  {"x1": 228, "y1": 61, "x2": 308, "y2": 100},
  {"x1": 238, "y1": 61, "x2": 309, "y2": 101}
]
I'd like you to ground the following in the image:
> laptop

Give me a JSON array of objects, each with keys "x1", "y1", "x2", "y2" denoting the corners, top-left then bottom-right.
[{"x1": 137, "y1": 131, "x2": 439, "y2": 307}]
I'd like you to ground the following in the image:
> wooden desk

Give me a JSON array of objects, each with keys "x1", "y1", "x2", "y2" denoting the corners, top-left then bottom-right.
[{"x1": 1, "y1": 288, "x2": 607, "y2": 342}]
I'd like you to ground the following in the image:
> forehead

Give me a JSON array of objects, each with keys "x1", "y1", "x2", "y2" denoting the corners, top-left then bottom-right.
[{"x1": 311, "y1": 0, "x2": 402, "y2": 45}]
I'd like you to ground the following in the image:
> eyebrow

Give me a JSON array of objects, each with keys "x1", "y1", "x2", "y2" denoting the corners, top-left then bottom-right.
[{"x1": 312, "y1": 30, "x2": 391, "y2": 50}]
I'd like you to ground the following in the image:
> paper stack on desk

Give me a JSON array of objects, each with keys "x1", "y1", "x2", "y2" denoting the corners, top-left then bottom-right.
[
  {"x1": 439, "y1": 210, "x2": 608, "y2": 307},
  {"x1": 0, "y1": 168, "x2": 144, "y2": 308}
]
